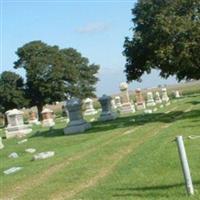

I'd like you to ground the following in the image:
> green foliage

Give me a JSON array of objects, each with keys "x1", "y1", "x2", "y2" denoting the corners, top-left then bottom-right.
[
  {"x1": 123, "y1": 0, "x2": 200, "y2": 82},
  {"x1": 60, "y1": 48, "x2": 99, "y2": 99},
  {"x1": 14, "y1": 41, "x2": 99, "y2": 115},
  {"x1": 0, "y1": 71, "x2": 27, "y2": 113}
]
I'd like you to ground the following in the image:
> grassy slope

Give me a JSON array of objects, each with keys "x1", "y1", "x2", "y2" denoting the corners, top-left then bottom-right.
[{"x1": 0, "y1": 94, "x2": 200, "y2": 200}]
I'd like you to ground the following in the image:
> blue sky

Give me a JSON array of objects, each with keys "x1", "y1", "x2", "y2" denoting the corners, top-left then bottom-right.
[{"x1": 0, "y1": 0, "x2": 177, "y2": 96}]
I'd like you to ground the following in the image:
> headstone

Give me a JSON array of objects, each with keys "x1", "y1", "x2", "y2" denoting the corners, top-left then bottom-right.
[
  {"x1": 144, "y1": 109, "x2": 153, "y2": 114},
  {"x1": 0, "y1": 137, "x2": 4, "y2": 149},
  {"x1": 135, "y1": 88, "x2": 146, "y2": 110},
  {"x1": 146, "y1": 92, "x2": 156, "y2": 107},
  {"x1": 111, "y1": 99, "x2": 117, "y2": 110},
  {"x1": 98, "y1": 95, "x2": 117, "y2": 121},
  {"x1": 4, "y1": 167, "x2": 22, "y2": 175},
  {"x1": 155, "y1": 91, "x2": 162, "y2": 104},
  {"x1": 17, "y1": 139, "x2": 28, "y2": 144},
  {"x1": 41, "y1": 108, "x2": 55, "y2": 127},
  {"x1": 64, "y1": 97, "x2": 91, "y2": 134},
  {"x1": 114, "y1": 96, "x2": 122, "y2": 108},
  {"x1": 83, "y1": 98, "x2": 97, "y2": 116},
  {"x1": 175, "y1": 90, "x2": 181, "y2": 98},
  {"x1": 33, "y1": 151, "x2": 55, "y2": 160},
  {"x1": 119, "y1": 82, "x2": 135, "y2": 113},
  {"x1": 161, "y1": 88, "x2": 170, "y2": 103},
  {"x1": 5, "y1": 109, "x2": 32, "y2": 139},
  {"x1": 8, "y1": 152, "x2": 19, "y2": 158},
  {"x1": 28, "y1": 111, "x2": 40, "y2": 125},
  {"x1": 25, "y1": 148, "x2": 36, "y2": 153}
]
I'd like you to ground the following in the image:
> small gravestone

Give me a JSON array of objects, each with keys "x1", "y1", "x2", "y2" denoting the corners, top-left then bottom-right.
[
  {"x1": 17, "y1": 138, "x2": 28, "y2": 144},
  {"x1": 111, "y1": 99, "x2": 117, "y2": 110},
  {"x1": 4, "y1": 167, "x2": 23, "y2": 175},
  {"x1": 41, "y1": 108, "x2": 55, "y2": 127},
  {"x1": 0, "y1": 137, "x2": 4, "y2": 149},
  {"x1": 161, "y1": 88, "x2": 170, "y2": 103},
  {"x1": 155, "y1": 91, "x2": 162, "y2": 104},
  {"x1": 146, "y1": 92, "x2": 156, "y2": 107},
  {"x1": 5, "y1": 109, "x2": 32, "y2": 139},
  {"x1": 28, "y1": 111, "x2": 40, "y2": 125},
  {"x1": 64, "y1": 97, "x2": 91, "y2": 134},
  {"x1": 25, "y1": 148, "x2": 36, "y2": 153},
  {"x1": 175, "y1": 90, "x2": 181, "y2": 98},
  {"x1": 33, "y1": 151, "x2": 55, "y2": 160},
  {"x1": 135, "y1": 88, "x2": 146, "y2": 110},
  {"x1": 98, "y1": 95, "x2": 117, "y2": 121},
  {"x1": 119, "y1": 82, "x2": 135, "y2": 113},
  {"x1": 8, "y1": 152, "x2": 19, "y2": 158},
  {"x1": 83, "y1": 98, "x2": 97, "y2": 116},
  {"x1": 114, "y1": 96, "x2": 122, "y2": 108}
]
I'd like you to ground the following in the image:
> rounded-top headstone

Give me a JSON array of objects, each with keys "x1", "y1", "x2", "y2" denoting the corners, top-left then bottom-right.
[
  {"x1": 119, "y1": 82, "x2": 128, "y2": 91},
  {"x1": 41, "y1": 108, "x2": 53, "y2": 114},
  {"x1": 6, "y1": 109, "x2": 23, "y2": 116}
]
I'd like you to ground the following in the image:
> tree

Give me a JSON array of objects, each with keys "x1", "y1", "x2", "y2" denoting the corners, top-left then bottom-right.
[
  {"x1": 14, "y1": 41, "x2": 67, "y2": 119},
  {"x1": 14, "y1": 41, "x2": 99, "y2": 119},
  {"x1": 0, "y1": 71, "x2": 27, "y2": 117},
  {"x1": 123, "y1": 0, "x2": 200, "y2": 82},
  {"x1": 60, "y1": 48, "x2": 99, "y2": 99}
]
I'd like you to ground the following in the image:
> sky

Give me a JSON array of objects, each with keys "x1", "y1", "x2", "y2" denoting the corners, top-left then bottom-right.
[{"x1": 0, "y1": 0, "x2": 178, "y2": 97}]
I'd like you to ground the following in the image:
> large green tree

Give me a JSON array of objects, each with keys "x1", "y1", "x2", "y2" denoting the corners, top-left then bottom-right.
[
  {"x1": 123, "y1": 0, "x2": 200, "y2": 82},
  {"x1": 0, "y1": 71, "x2": 27, "y2": 114},
  {"x1": 14, "y1": 41, "x2": 66, "y2": 118},
  {"x1": 60, "y1": 48, "x2": 99, "y2": 99},
  {"x1": 14, "y1": 41, "x2": 99, "y2": 118}
]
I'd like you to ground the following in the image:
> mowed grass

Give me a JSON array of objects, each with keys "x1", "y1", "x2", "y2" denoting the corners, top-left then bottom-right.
[{"x1": 0, "y1": 94, "x2": 200, "y2": 200}]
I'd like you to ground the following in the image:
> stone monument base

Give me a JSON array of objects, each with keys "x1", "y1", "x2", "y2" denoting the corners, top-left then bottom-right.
[
  {"x1": 98, "y1": 111, "x2": 117, "y2": 121},
  {"x1": 146, "y1": 101, "x2": 156, "y2": 107},
  {"x1": 5, "y1": 125, "x2": 32, "y2": 139},
  {"x1": 84, "y1": 109, "x2": 97, "y2": 116},
  {"x1": 64, "y1": 119, "x2": 91, "y2": 134},
  {"x1": 120, "y1": 103, "x2": 135, "y2": 114},
  {"x1": 136, "y1": 103, "x2": 146, "y2": 110},
  {"x1": 42, "y1": 119, "x2": 55, "y2": 127},
  {"x1": 29, "y1": 119, "x2": 40, "y2": 125}
]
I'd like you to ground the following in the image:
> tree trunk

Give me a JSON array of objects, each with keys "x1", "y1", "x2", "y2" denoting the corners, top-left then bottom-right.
[{"x1": 37, "y1": 104, "x2": 43, "y2": 121}]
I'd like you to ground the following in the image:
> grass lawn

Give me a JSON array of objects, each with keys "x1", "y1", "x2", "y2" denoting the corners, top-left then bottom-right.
[{"x1": 0, "y1": 93, "x2": 200, "y2": 200}]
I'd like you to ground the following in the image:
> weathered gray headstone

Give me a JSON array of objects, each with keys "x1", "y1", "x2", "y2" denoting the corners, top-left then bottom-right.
[
  {"x1": 5, "y1": 109, "x2": 32, "y2": 139},
  {"x1": 64, "y1": 97, "x2": 91, "y2": 134},
  {"x1": 33, "y1": 151, "x2": 55, "y2": 160},
  {"x1": 98, "y1": 95, "x2": 117, "y2": 121}
]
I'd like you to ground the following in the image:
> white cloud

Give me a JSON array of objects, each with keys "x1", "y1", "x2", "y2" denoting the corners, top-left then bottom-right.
[{"x1": 76, "y1": 22, "x2": 111, "y2": 33}]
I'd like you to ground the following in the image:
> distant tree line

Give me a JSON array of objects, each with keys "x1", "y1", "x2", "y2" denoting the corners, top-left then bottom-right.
[{"x1": 0, "y1": 41, "x2": 99, "y2": 119}]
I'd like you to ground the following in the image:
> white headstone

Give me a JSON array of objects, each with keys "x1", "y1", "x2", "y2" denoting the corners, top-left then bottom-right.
[
  {"x1": 41, "y1": 108, "x2": 55, "y2": 127},
  {"x1": 114, "y1": 96, "x2": 122, "y2": 108},
  {"x1": 175, "y1": 90, "x2": 181, "y2": 98},
  {"x1": 33, "y1": 151, "x2": 55, "y2": 160},
  {"x1": 84, "y1": 98, "x2": 97, "y2": 116},
  {"x1": 8, "y1": 152, "x2": 19, "y2": 158},
  {"x1": 155, "y1": 91, "x2": 162, "y2": 104},
  {"x1": 5, "y1": 109, "x2": 32, "y2": 139},
  {"x1": 0, "y1": 137, "x2": 4, "y2": 149},
  {"x1": 146, "y1": 92, "x2": 156, "y2": 107},
  {"x1": 4, "y1": 167, "x2": 22, "y2": 175},
  {"x1": 25, "y1": 148, "x2": 36, "y2": 153},
  {"x1": 162, "y1": 88, "x2": 170, "y2": 103}
]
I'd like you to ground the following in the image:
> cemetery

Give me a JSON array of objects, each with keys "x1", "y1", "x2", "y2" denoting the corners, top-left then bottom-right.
[
  {"x1": 0, "y1": 1, "x2": 200, "y2": 199},
  {"x1": 0, "y1": 82, "x2": 200, "y2": 200}
]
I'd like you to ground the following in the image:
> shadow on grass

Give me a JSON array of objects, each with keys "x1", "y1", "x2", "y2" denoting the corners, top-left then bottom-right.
[
  {"x1": 30, "y1": 109, "x2": 200, "y2": 138},
  {"x1": 113, "y1": 181, "x2": 200, "y2": 198}
]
